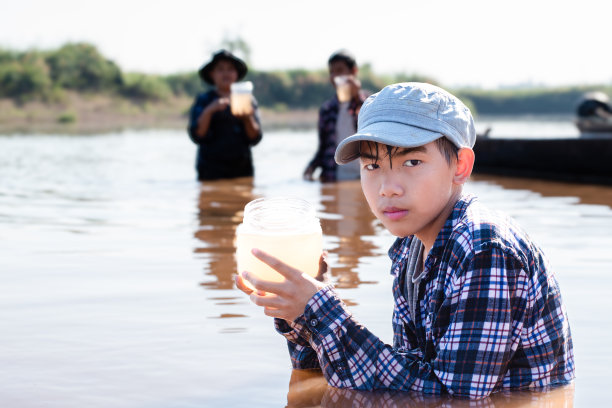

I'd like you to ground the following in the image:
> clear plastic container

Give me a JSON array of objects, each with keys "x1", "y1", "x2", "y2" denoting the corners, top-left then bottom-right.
[
  {"x1": 236, "y1": 197, "x2": 322, "y2": 288},
  {"x1": 333, "y1": 75, "x2": 352, "y2": 103},
  {"x1": 230, "y1": 81, "x2": 254, "y2": 116}
]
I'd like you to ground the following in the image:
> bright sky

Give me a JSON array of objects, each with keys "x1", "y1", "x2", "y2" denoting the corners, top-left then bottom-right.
[{"x1": 2, "y1": 0, "x2": 611, "y2": 89}]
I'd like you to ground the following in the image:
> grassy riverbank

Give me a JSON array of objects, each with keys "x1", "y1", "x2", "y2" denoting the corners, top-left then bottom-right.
[
  {"x1": 0, "y1": 92, "x2": 318, "y2": 134},
  {"x1": 2, "y1": 42, "x2": 609, "y2": 134}
]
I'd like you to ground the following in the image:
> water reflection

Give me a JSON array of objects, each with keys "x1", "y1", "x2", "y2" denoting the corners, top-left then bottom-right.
[
  {"x1": 286, "y1": 369, "x2": 574, "y2": 408},
  {"x1": 194, "y1": 177, "x2": 255, "y2": 289},
  {"x1": 318, "y1": 180, "x2": 378, "y2": 289},
  {"x1": 472, "y1": 174, "x2": 612, "y2": 209},
  {"x1": 194, "y1": 178, "x2": 380, "y2": 292},
  {"x1": 2, "y1": 129, "x2": 603, "y2": 407}
]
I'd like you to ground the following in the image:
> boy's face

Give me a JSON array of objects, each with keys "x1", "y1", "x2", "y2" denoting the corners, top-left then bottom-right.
[
  {"x1": 359, "y1": 141, "x2": 461, "y2": 241},
  {"x1": 328, "y1": 60, "x2": 356, "y2": 86},
  {"x1": 210, "y1": 59, "x2": 239, "y2": 91}
]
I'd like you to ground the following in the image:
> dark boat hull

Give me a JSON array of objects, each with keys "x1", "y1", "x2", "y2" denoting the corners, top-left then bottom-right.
[{"x1": 472, "y1": 137, "x2": 612, "y2": 185}]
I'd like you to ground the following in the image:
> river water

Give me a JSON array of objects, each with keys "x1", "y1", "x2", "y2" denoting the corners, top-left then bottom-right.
[{"x1": 1, "y1": 116, "x2": 611, "y2": 407}]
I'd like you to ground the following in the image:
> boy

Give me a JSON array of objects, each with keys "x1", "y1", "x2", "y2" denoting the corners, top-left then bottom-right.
[
  {"x1": 188, "y1": 49, "x2": 262, "y2": 181},
  {"x1": 303, "y1": 49, "x2": 367, "y2": 182},
  {"x1": 236, "y1": 83, "x2": 575, "y2": 399}
]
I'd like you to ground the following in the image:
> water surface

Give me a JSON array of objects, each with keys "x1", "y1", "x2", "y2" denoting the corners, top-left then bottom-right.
[{"x1": 1, "y1": 120, "x2": 610, "y2": 406}]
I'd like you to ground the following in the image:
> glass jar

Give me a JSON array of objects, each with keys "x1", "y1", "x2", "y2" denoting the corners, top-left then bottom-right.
[
  {"x1": 236, "y1": 197, "x2": 322, "y2": 288},
  {"x1": 230, "y1": 81, "x2": 254, "y2": 116}
]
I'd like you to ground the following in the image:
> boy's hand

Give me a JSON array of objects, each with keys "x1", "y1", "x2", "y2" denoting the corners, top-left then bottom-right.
[
  {"x1": 302, "y1": 164, "x2": 315, "y2": 181},
  {"x1": 347, "y1": 76, "x2": 361, "y2": 99},
  {"x1": 235, "y1": 250, "x2": 329, "y2": 322}
]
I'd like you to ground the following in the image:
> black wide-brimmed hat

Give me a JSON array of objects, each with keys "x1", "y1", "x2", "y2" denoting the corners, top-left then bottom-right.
[{"x1": 198, "y1": 49, "x2": 248, "y2": 85}]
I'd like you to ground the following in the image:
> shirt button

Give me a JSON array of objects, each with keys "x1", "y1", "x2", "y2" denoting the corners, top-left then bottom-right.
[{"x1": 309, "y1": 318, "x2": 318, "y2": 327}]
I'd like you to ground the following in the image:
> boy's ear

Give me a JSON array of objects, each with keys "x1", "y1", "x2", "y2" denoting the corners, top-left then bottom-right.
[{"x1": 453, "y1": 148, "x2": 475, "y2": 185}]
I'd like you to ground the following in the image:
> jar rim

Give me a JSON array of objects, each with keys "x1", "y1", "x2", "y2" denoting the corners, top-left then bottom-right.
[{"x1": 241, "y1": 196, "x2": 319, "y2": 232}]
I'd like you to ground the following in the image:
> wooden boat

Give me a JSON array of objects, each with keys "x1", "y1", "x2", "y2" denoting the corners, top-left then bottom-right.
[
  {"x1": 472, "y1": 133, "x2": 612, "y2": 185},
  {"x1": 472, "y1": 91, "x2": 612, "y2": 185}
]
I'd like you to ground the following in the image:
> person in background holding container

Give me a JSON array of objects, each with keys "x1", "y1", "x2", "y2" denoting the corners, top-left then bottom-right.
[
  {"x1": 188, "y1": 49, "x2": 262, "y2": 181},
  {"x1": 303, "y1": 49, "x2": 367, "y2": 182}
]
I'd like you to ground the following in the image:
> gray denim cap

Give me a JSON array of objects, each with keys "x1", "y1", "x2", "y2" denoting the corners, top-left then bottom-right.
[{"x1": 335, "y1": 82, "x2": 476, "y2": 164}]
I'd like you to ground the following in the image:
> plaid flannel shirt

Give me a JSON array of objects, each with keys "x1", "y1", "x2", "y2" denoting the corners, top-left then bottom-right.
[{"x1": 275, "y1": 194, "x2": 574, "y2": 399}]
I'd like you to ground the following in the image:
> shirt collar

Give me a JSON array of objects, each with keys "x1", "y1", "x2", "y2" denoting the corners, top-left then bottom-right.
[
  {"x1": 429, "y1": 193, "x2": 476, "y2": 257},
  {"x1": 387, "y1": 193, "x2": 476, "y2": 274},
  {"x1": 389, "y1": 236, "x2": 411, "y2": 266}
]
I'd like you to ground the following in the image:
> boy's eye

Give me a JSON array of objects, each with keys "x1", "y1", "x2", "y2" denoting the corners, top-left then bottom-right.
[
  {"x1": 364, "y1": 163, "x2": 379, "y2": 171},
  {"x1": 403, "y1": 159, "x2": 421, "y2": 167}
]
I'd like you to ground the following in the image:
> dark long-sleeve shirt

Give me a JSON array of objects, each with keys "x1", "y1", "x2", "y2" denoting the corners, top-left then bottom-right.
[{"x1": 187, "y1": 90, "x2": 262, "y2": 180}]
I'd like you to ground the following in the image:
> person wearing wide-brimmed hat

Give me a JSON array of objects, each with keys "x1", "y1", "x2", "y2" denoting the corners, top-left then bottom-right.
[{"x1": 187, "y1": 49, "x2": 262, "y2": 180}]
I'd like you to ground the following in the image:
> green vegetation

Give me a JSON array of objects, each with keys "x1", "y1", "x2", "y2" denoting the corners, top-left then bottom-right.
[
  {"x1": 0, "y1": 42, "x2": 436, "y2": 110},
  {"x1": 121, "y1": 73, "x2": 172, "y2": 101},
  {"x1": 46, "y1": 43, "x2": 123, "y2": 92},
  {"x1": 246, "y1": 64, "x2": 438, "y2": 111},
  {"x1": 0, "y1": 49, "x2": 54, "y2": 101},
  {"x1": 56, "y1": 111, "x2": 77, "y2": 123},
  {"x1": 1, "y1": 42, "x2": 611, "y2": 117}
]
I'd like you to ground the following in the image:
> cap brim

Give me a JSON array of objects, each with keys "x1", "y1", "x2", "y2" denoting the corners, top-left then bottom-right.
[{"x1": 334, "y1": 121, "x2": 444, "y2": 164}]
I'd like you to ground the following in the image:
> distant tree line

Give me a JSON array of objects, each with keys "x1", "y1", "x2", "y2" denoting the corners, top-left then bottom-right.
[
  {"x1": 1, "y1": 42, "x2": 610, "y2": 115},
  {"x1": 457, "y1": 87, "x2": 612, "y2": 115},
  {"x1": 0, "y1": 42, "x2": 435, "y2": 108},
  {"x1": 0, "y1": 43, "x2": 175, "y2": 102}
]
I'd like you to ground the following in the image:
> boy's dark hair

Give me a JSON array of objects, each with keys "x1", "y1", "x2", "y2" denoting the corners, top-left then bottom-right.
[
  {"x1": 328, "y1": 49, "x2": 357, "y2": 70},
  {"x1": 434, "y1": 137, "x2": 460, "y2": 165},
  {"x1": 359, "y1": 137, "x2": 459, "y2": 166}
]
